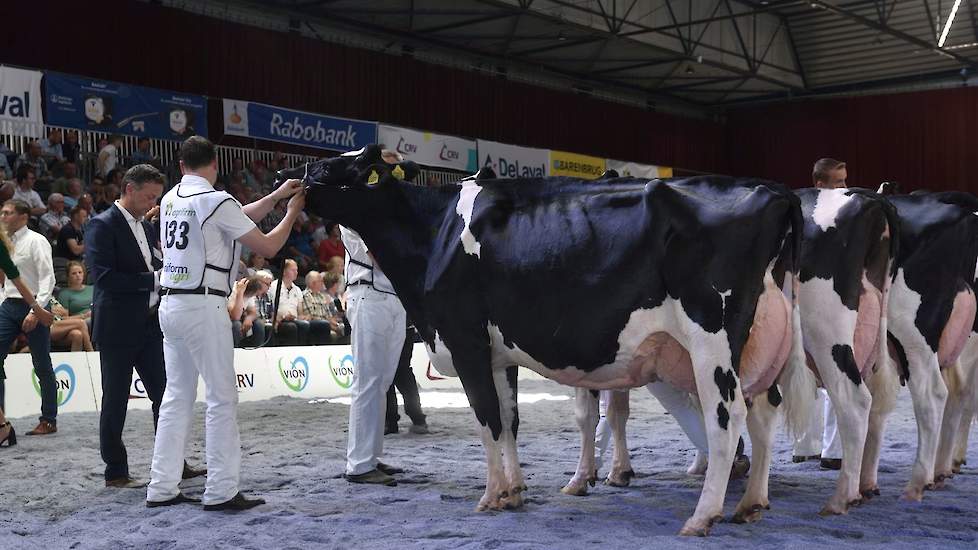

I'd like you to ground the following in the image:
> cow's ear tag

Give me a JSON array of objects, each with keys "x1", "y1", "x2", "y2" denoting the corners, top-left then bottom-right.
[
  {"x1": 367, "y1": 170, "x2": 380, "y2": 186},
  {"x1": 392, "y1": 165, "x2": 405, "y2": 180}
]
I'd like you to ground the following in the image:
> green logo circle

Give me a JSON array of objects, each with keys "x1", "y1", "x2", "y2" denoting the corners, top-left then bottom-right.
[
  {"x1": 329, "y1": 355, "x2": 355, "y2": 389},
  {"x1": 278, "y1": 356, "x2": 309, "y2": 392}
]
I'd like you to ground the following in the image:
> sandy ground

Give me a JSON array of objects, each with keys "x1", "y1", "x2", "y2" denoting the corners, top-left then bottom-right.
[{"x1": 2, "y1": 379, "x2": 977, "y2": 549}]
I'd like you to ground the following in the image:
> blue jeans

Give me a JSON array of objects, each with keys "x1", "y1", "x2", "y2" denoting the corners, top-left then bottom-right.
[{"x1": 0, "y1": 298, "x2": 56, "y2": 424}]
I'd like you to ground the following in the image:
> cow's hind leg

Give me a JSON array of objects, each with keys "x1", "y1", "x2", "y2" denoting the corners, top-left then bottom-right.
[
  {"x1": 495, "y1": 366, "x2": 526, "y2": 508},
  {"x1": 951, "y1": 336, "x2": 978, "y2": 473},
  {"x1": 732, "y1": 386, "x2": 780, "y2": 523},
  {"x1": 679, "y1": 336, "x2": 746, "y2": 537},
  {"x1": 605, "y1": 390, "x2": 635, "y2": 487},
  {"x1": 562, "y1": 388, "x2": 600, "y2": 496},
  {"x1": 936, "y1": 359, "x2": 967, "y2": 484},
  {"x1": 901, "y1": 346, "x2": 947, "y2": 501},
  {"x1": 859, "y1": 353, "x2": 900, "y2": 500}
]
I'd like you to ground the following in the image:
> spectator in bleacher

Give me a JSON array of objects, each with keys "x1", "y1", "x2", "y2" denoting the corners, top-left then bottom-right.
[
  {"x1": 253, "y1": 269, "x2": 275, "y2": 337},
  {"x1": 0, "y1": 199, "x2": 58, "y2": 435},
  {"x1": 228, "y1": 276, "x2": 266, "y2": 348},
  {"x1": 97, "y1": 135, "x2": 123, "y2": 178},
  {"x1": 243, "y1": 252, "x2": 267, "y2": 277},
  {"x1": 93, "y1": 184, "x2": 117, "y2": 214},
  {"x1": 0, "y1": 149, "x2": 11, "y2": 180},
  {"x1": 317, "y1": 222, "x2": 345, "y2": 269},
  {"x1": 269, "y1": 259, "x2": 307, "y2": 346},
  {"x1": 301, "y1": 270, "x2": 342, "y2": 344},
  {"x1": 131, "y1": 137, "x2": 156, "y2": 165},
  {"x1": 322, "y1": 271, "x2": 349, "y2": 340},
  {"x1": 49, "y1": 296, "x2": 94, "y2": 352},
  {"x1": 62, "y1": 130, "x2": 80, "y2": 164},
  {"x1": 325, "y1": 255, "x2": 346, "y2": 296},
  {"x1": 39, "y1": 193, "x2": 70, "y2": 241},
  {"x1": 106, "y1": 169, "x2": 124, "y2": 189},
  {"x1": 39, "y1": 129, "x2": 65, "y2": 163},
  {"x1": 285, "y1": 221, "x2": 316, "y2": 273},
  {"x1": 77, "y1": 193, "x2": 94, "y2": 216},
  {"x1": 63, "y1": 178, "x2": 83, "y2": 210},
  {"x1": 51, "y1": 161, "x2": 78, "y2": 195},
  {"x1": 13, "y1": 166, "x2": 45, "y2": 217},
  {"x1": 15, "y1": 141, "x2": 50, "y2": 181},
  {"x1": 55, "y1": 206, "x2": 87, "y2": 260},
  {"x1": 259, "y1": 200, "x2": 286, "y2": 233},
  {"x1": 56, "y1": 261, "x2": 93, "y2": 321}
]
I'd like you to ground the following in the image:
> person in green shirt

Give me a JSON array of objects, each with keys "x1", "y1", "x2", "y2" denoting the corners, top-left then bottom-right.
[
  {"x1": 0, "y1": 226, "x2": 56, "y2": 447},
  {"x1": 50, "y1": 261, "x2": 94, "y2": 352},
  {"x1": 56, "y1": 261, "x2": 93, "y2": 318}
]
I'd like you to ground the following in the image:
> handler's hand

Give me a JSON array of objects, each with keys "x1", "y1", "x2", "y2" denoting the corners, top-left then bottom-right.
[{"x1": 271, "y1": 179, "x2": 303, "y2": 202}]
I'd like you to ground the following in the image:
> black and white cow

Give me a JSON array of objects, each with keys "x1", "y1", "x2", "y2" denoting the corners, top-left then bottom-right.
[
  {"x1": 290, "y1": 145, "x2": 806, "y2": 535},
  {"x1": 873, "y1": 187, "x2": 978, "y2": 495}
]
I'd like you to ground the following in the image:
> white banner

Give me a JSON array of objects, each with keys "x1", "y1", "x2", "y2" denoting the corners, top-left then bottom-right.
[
  {"x1": 606, "y1": 159, "x2": 671, "y2": 179},
  {"x1": 477, "y1": 139, "x2": 548, "y2": 178},
  {"x1": 0, "y1": 66, "x2": 43, "y2": 137},
  {"x1": 378, "y1": 125, "x2": 477, "y2": 173}
]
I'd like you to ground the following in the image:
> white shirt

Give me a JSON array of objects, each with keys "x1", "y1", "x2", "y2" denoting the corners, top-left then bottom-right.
[
  {"x1": 115, "y1": 201, "x2": 159, "y2": 307},
  {"x1": 13, "y1": 187, "x2": 44, "y2": 212},
  {"x1": 340, "y1": 226, "x2": 394, "y2": 294},
  {"x1": 268, "y1": 279, "x2": 303, "y2": 320},
  {"x1": 99, "y1": 144, "x2": 119, "y2": 177},
  {"x1": 3, "y1": 225, "x2": 55, "y2": 307}
]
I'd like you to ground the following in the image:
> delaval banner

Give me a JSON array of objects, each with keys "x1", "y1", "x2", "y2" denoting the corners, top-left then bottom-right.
[
  {"x1": 223, "y1": 98, "x2": 377, "y2": 152},
  {"x1": 378, "y1": 125, "x2": 477, "y2": 172},
  {"x1": 477, "y1": 139, "x2": 548, "y2": 178},
  {"x1": 549, "y1": 150, "x2": 606, "y2": 179},
  {"x1": 44, "y1": 72, "x2": 207, "y2": 140},
  {"x1": 606, "y1": 159, "x2": 672, "y2": 179},
  {"x1": 0, "y1": 66, "x2": 43, "y2": 136}
]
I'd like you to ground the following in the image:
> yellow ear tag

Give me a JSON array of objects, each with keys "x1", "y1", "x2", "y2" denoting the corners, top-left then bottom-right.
[
  {"x1": 392, "y1": 165, "x2": 405, "y2": 180},
  {"x1": 367, "y1": 170, "x2": 379, "y2": 185}
]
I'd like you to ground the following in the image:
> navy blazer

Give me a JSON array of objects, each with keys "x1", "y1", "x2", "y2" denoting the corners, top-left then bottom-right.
[{"x1": 86, "y1": 204, "x2": 163, "y2": 349}]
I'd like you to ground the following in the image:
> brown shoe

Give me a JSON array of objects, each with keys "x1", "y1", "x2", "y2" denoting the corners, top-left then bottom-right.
[
  {"x1": 106, "y1": 477, "x2": 148, "y2": 489},
  {"x1": 25, "y1": 421, "x2": 57, "y2": 436},
  {"x1": 792, "y1": 454, "x2": 820, "y2": 463},
  {"x1": 820, "y1": 458, "x2": 842, "y2": 470}
]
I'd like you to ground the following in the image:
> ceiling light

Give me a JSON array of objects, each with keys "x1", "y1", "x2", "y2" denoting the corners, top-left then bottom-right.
[{"x1": 938, "y1": 0, "x2": 963, "y2": 48}]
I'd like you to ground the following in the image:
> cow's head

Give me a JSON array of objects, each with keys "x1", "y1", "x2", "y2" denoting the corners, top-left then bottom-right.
[{"x1": 276, "y1": 144, "x2": 420, "y2": 223}]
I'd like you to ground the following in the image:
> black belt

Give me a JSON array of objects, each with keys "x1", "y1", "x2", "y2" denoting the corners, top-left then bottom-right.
[{"x1": 161, "y1": 287, "x2": 228, "y2": 298}]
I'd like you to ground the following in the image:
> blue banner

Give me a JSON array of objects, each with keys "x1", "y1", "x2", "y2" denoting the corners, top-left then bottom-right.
[
  {"x1": 44, "y1": 72, "x2": 207, "y2": 140},
  {"x1": 223, "y1": 98, "x2": 377, "y2": 152}
]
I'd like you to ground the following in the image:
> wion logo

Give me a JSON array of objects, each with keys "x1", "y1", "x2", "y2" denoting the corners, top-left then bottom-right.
[
  {"x1": 32, "y1": 364, "x2": 76, "y2": 407},
  {"x1": 278, "y1": 356, "x2": 309, "y2": 392}
]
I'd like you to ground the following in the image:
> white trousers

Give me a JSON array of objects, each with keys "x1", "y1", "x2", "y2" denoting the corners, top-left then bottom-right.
[
  {"x1": 792, "y1": 388, "x2": 842, "y2": 459},
  {"x1": 148, "y1": 294, "x2": 239, "y2": 505},
  {"x1": 594, "y1": 390, "x2": 612, "y2": 471},
  {"x1": 345, "y1": 286, "x2": 406, "y2": 475},
  {"x1": 647, "y1": 381, "x2": 709, "y2": 453}
]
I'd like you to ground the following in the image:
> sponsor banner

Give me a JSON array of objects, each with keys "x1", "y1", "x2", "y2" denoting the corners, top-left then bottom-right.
[
  {"x1": 549, "y1": 150, "x2": 606, "y2": 179},
  {"x1": 223, "y1": 98, "x2": 376, "y2": 152},
  {"x1": 45, "y1": 72, "x2": 207, "y2": 140},
  {"x1": 477, "y1": 139, "x2": 548, "y2": 178},
  {"x1": 378, "y1": 125, "x2": 477, "y2": 172},
  {"x1": 0, "y1": 66, "x2": 43, "y2": 136},
  {"x1": 606, "y1": 159, "x2": 672, "y2": 179},
  {"x1": 4, "y1": 352, "x2": 98, "y2": 418}
]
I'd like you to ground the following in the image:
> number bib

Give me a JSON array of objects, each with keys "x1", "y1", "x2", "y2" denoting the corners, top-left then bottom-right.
[{"x1": 159, "y1": 182, "x2": 237, "y2": 290}]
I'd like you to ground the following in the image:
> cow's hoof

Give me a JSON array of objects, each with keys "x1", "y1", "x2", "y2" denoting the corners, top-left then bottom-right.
[
  {"x1": 859, "y1": 486, "x2": 880, "y2": 501},
  {"x1": 847, "y1": 498, "x2": 863, "y2": 508},
  {"x1": 900, "y1": 487, "x2": 924, "y2": 502},
  {"x1": 731, "y1": 503, "x2": 766, "y2": 524},
  {"x1": 679, "y1": 515, "x2": 721, "y2": 537},
  {"x1": 501, "y1": 492, "x2": 524, "y2": 509},
  {"x1": 818, "y1": 502, "x2": 848, "y2": 516},
  {"x1": 952, "y1": 459, "x2": 965, "y2": 474},
  {"x1": 560, "y1": 483, "x2": 588, "y2": 496},
  {"x1": 605, "y1": 469, "x2": 635, "y2": 487}
]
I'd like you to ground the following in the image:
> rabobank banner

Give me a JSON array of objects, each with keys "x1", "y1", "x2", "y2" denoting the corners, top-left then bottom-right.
[
  {"x1": 0, "y1": 66, "x2": 43, "y2": 136},
  {"x1": 606, "y1": 159, "x2": 673, "y2": 179},
  {"x1": 378, "y1": 125, "x2": 477, "y2": 172},
  {"x1": 223, "y1": 98, "x2": 377, "y2": 152},
  {"x1": 477, "y1": 139, "x2": 548, "y2": 178},
  {"x1": 45, "y1": 72, "x2": 207, "y2": 140},
  {"x1": 550, "y1": 150, "x2": 606, "y2": 179}
]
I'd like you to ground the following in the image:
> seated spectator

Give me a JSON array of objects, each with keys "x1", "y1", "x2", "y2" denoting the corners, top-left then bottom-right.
[
  {"x1": 0, "y1": 149, "x2": 11, "y2": 180},
  {"x1": 97, "y1": 135, "x2": 123, "y2": 178},
  {"x1": 244, "y1": 252, "x2": 267, "y2": 277},
  {"x1": 77, "y1": 193, "x2": 94, "y2": 217},
  {"x1": 322, "y1": 271, "x2": 350, "y2": 341},
  {"x1": 325, "y1": 255, "x2": 346, "y2": 297},
  {"x1": 93, "y1": 184, "x2": 118, "y2": 214},
  {"x1": 131, "y1": 137, "x2": 157, "y2": 165},
  {"x1": 268, "y1": 259, "x2": 307, "y2": 346},
  {"x1": 39, "y1": 129, "x2": 65, "y2": 163},
  {"x1": 300, "y1": 271, "x2": 341, "y2": 344},
  {"x1": 317, "y1": 222, "x2": 345, "y2": 268},
  {"x1": 49, "y1": 296, "x2": 94, "y2": 352},
  {"x1": 57, "y1": 261, "x2": 93, "y2": 320},
  {"x1": 56, "y1": 206, "x2": 87, "y2": 260},
  {"x1": 259, "y1": 201, "x2": 286, "y2": 233},
  {"x1": 39, "y1": 193, "x2": 70, "y2": 241},
  {"x1": 62, "y1": 130, "x2": 80, "y2": 164},
  {"x1": 13, "y1": 166, "x2": 45, "y2": 217},
  {"x1": 285, "y1": 221, "x2": 317, "y2": 273},
  {"x1": 253, "y1": 269, "x2": 275, "y2": 341},
  {"x1": 51, "y1": 161, "x2": 78, "y2": 195},
  {"x1": 14, "y1": 141, "x2": 50, "y2": 182},
  {"x1": 228, "y1": 276, "x2": 266, "y2": 348},
  {"x1": 244, "y1": 159, "x2": 266, "y2": 195},
  {"x1": 63, "y1": 178, "x2": 83, "y2": 210}
]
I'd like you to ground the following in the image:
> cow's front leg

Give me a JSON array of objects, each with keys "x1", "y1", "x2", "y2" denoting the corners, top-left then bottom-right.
[
  {"x1": 605, "y1": 390, "x2": 635, "y2": 487},
  {"x1": 732, "y1": 386, "x2": 779, "y2": 523},
  {"x1": 680, "y1": 336, "x2": 746, "y2": 537},
  {"x1": 495, "y1": 366, "x2": 526, "y2": 508},
  {"x1": 562, "y1": 388, "x2": 600, "y2": 496}
]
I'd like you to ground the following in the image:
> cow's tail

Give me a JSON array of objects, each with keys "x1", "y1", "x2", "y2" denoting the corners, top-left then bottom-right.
[
  {"x1": 869, "y1": 199, "x2": 900, "y2": 415},
  {"x1": 777, "y1": 191, "x2": 817, "y2": 437}
]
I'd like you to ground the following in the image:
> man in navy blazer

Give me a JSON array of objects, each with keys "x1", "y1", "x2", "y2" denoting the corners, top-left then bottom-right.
[{"x1": 87, "y1": 164, "x2": 203, "y2": 488}]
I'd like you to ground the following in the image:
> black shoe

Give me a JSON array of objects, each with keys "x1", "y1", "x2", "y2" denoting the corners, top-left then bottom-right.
[
  {"x1": 182, "y1": 463, "x2": 207, "y2": 480},
  {"x1": 344, "y1": 469, "x2": 396, "y2": 486},
  {"x1": 377, "y1": 462, "x2": 404, "y2": 475},
  {"x1": 384, "y1": 424, "x2": 399, "y2": 435},
  {"x1": 203, "y1": 492, "x2": 265, "y2": 511},
  {"x1": 820, "y1": 458, "x2": 842, "y2": 470},
  {"x1": 792, "y1": 454, "x2": 821, "y2": 463},
  {"x1": 146, "y1": 493, "x2": 201, "y2": 508}
]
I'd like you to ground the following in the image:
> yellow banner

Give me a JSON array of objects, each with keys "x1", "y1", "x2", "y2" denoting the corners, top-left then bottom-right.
[{"x1": 549, "y1": 150, "x2": 606, "y2": 179}]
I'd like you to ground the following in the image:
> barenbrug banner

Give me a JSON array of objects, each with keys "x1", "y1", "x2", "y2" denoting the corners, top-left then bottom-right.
[
  {"x1": 476, "y1": 139, "x2": 548, "y2": 178},
  {"x1": 223, "y1": 98, "x2": 377, "y2": 152},
  {"x1": 378, "y1": 125, "x2": 477, "y2": 172},
  {"x1": 44, "y1": 72, "x2": 207, "y2": 140},
  {"x1": 549, "y1": 150, "x2": 606, "y2": 179},
  {"x1": 0, "y1": 66, "x2": 44, "y2": 136}
]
